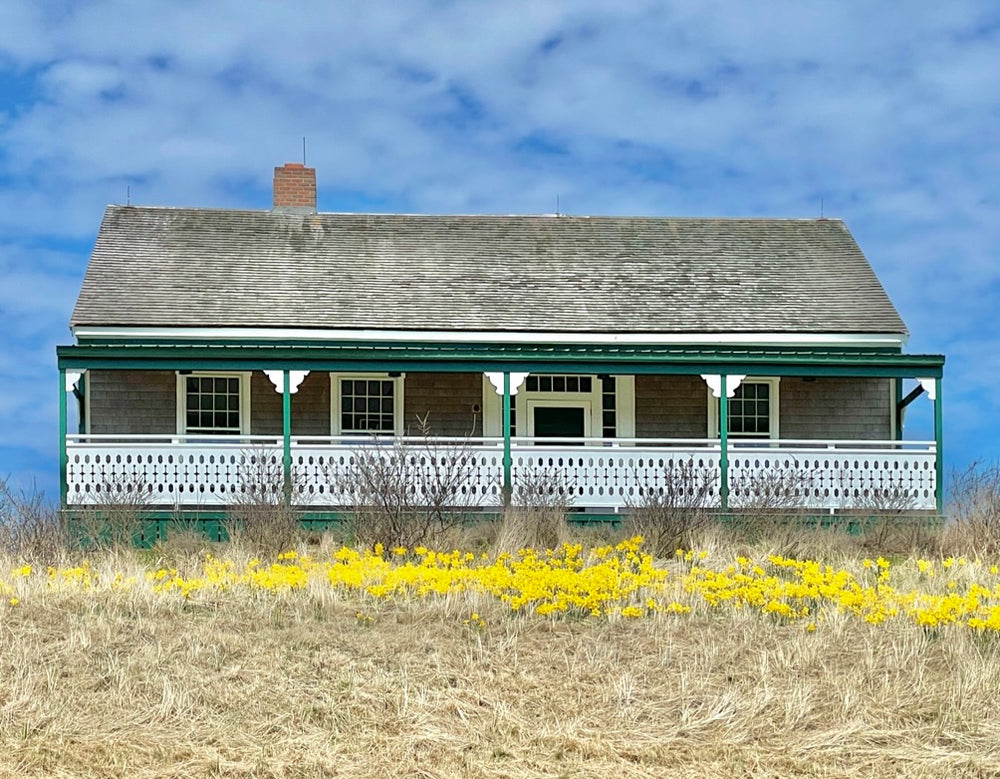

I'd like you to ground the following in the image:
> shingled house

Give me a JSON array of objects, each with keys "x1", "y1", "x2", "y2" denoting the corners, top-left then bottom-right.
[{"x1": 57, "y1": 162, "x2": 945, "y2": 516}]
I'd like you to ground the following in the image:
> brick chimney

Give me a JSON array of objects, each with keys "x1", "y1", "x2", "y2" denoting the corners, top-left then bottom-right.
[{"x1": 272, "y1": 162, "x2": 317, "y2": 213}]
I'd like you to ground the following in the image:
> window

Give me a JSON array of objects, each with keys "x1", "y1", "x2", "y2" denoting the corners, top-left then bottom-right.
[
  {"x1": 177, "y1": 372, "x2": 250, "y2": 435},
  {"x1": 601, "y1": 375, "x2": 617, "y2": 438},
  {"x1": 709, "y1": 378, "x2": 780, "y2": 440},
  {"x1": 728, "y1": 382, "x2": 770, "y2": 436},
  {"x1": 331, "y1": 374, "x2": 405, "y2": 435}
]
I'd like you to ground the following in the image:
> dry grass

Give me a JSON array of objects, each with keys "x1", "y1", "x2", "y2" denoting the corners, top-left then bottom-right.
[{"x1": 3, "y1": 544, "x2": 1000, "y2": 778}]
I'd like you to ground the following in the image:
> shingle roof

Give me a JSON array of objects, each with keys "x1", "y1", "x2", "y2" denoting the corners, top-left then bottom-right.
[{"x1": 70, "y1": 206, "x2": 907, "y2": 335}]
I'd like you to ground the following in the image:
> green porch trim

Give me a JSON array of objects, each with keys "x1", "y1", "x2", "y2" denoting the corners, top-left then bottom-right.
[
  {"x1": 60, "y1": 507, "x2": 947, "y2": 549},
  {"x1": 59, "y1": 368, "x2": 68, "y2": 507},
  {"x1": 282, "y1": 369, "x2": 292, "y2": 501},
  {"x1": 58, "y1": 342, "x2": 945, "y2": 378},
  {"x1": 935, "y1": 377, "x2": 944, "y2": 515}
]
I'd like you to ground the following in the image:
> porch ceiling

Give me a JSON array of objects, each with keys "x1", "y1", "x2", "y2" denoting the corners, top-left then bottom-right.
[{"x1": 57, "y1": 342, "x2": 945, "y2": 378}]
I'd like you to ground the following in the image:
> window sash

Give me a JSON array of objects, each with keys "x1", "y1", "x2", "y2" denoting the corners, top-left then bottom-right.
[
  {"x1": 182, "y1": 374, "x2": 245, "y2": 435},
  {"x1": 338, "y1": 377, "x2": 398, "y2": 434}
]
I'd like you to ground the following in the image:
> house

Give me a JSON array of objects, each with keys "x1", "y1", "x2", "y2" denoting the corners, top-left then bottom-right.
[{"x1": 57, "y1": 162, "x2": 945, "y2": 519}]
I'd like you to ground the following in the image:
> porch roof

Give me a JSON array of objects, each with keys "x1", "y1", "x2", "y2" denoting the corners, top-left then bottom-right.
[
  {"x1": 71, "y1": 207, "x2": 907, "y2": 336},
  {"x1": 57, "y1": 341, "x2": 945, "y2": 378}
]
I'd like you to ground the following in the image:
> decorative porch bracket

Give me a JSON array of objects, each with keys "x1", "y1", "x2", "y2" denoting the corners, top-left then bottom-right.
[
  {"x1": 264, "y1": 370, "x2": 309, "y2": 501},
  {"x1": 263, "y1": 370, "x2": 310, "y2": 394},
  {"x1": 484, "y1": 372, "x2": 529, "y2": 396},
  {"x1": 700, "y1": 373, "x2": 745, "y2": 398}
]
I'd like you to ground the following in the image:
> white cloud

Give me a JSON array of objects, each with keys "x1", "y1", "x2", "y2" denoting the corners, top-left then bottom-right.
[{"x1": 0, "y1": 0, "x2": 998, "y2": 495}]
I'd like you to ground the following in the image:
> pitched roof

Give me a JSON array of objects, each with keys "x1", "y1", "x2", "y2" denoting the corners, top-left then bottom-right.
[{"x1": 70, "y1": 206, "x2": 907, "y2": 336}]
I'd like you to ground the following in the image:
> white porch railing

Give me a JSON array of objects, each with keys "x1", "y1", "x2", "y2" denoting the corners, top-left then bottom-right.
[{"x1": 64, "y1": 435, "x2": 937, "y2": 511}]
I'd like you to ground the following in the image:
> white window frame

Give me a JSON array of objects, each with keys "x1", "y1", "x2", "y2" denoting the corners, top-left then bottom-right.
[
  {"x1": 707, "y1": 377, "x2": 780, "y2": 440},
  {"x1": 175, "y1": 371, "x2": 252, "y2": 436},
  {"x1": 330, "y1": 373, "x2": 405, "y2": 436}
]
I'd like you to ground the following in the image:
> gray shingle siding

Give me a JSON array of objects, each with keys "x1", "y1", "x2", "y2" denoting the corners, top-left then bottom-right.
[
  {"x1": 86, "y1": 371, "x2": 892, "y2": 441},
  {"x1": 71, "y1": 207, "x2": 907, "y2": 335},
  {"x1": 88, "y1": 370, "x2": 176, "y2": 434},
  {"x1": 403, "y1": 373, "x2": 483, "y2": 437},
  {"x1": 635, "y1": 376, "x2": 708, "y2": 438},
  {"x1": 780, "y1": 377, "x2": 892, "y2": 439}
]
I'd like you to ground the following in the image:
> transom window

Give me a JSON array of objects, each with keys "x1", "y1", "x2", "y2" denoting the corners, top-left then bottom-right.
[
  {"x1": 339, "y1": 378, "x2": 396, "y2": 434},
  {"x1": 525, "y1": 375, "x2": 593, "y2": 393},
  {"x1": 184, "y1": 375, "x2": 242, "y2": 434}
]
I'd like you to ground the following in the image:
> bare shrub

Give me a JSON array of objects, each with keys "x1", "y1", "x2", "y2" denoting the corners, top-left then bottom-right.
[
  {"x1": 76, "y1": 472, "x2": 154, "y2": 549},
  {"x1": 492, "y1": 468, "x2": 574, "y2": 554},
  {"x1": 946, "y1": 462, "x2": 1000, "y2": 558},
  {"x1": 0, "y1": 478, "x2": 67, "y2": 560},
  {"x1": 225, "y1": 446, "x2": 303, "y2": 554},
  {"x1": 724, "y1": 464, "x2": 820, "y2": 555},
  {"x1": 623, "y1": 458, "x2": 716, "y2": 558},
  {"x1": 847, "y1": 486, "x2": 940, "y2": 555},
  {"x1": 329, "y1": 430, "x2": 481, "y2": 550}
]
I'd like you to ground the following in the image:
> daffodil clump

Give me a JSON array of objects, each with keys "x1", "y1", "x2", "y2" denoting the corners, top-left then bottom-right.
[{"x1": 4, "y1": 540, "x2": 1000, "y2": 633}]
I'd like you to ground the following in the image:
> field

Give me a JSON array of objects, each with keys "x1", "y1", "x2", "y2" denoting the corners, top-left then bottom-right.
[{"x1": 3, "y1": 529, "x2": 1000, "y2": 778}]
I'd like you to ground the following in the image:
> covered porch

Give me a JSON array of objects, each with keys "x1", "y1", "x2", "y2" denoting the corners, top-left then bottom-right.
[{"x1": 57, "y1": 341, "x2": 945, "y2": 514}]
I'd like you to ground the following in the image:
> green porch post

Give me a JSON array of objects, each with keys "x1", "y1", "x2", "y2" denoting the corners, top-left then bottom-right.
[
  {"x1": 934, "y1": 377, "x2": 943, "y2": 515},
  {"x1": 502, "y1": 372, "x2": 512, "y2": 505},
  {"x1": 894, "y1": 378, "x2": 903, "y2": 440},
  {"x1": 59, "y1": 368, "x2": 68, "y2": 507},
  {"x1": 282, "y1": 369, "x2": 292, "y2": 502},
  {"x1": 719, "y1": 374, "x2": 729, "y2": 512}
]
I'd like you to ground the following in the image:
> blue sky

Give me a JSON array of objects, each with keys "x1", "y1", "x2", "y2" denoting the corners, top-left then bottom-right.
[{"x1": 0, "y1": 2, "x2": 996, "y2": 501}]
